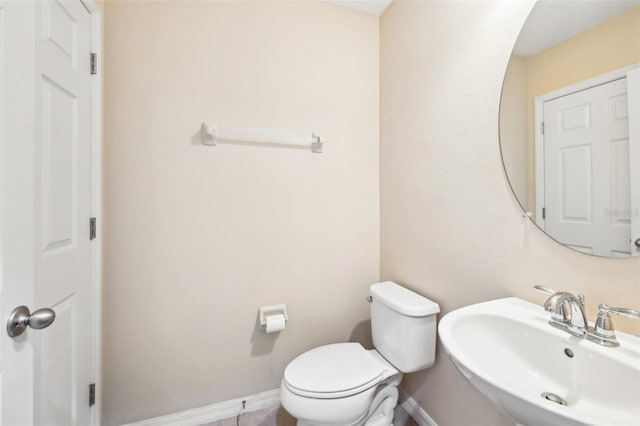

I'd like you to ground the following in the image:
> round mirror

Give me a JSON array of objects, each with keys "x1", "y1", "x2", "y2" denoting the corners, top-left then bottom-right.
[{"x1": 500, "y1": 0, "x2": 640, "y2": 258}]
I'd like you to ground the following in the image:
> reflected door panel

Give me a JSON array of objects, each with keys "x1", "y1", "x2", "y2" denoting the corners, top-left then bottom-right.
[{"x1": 544, "y1": 78, "x2": 631, "y2": 257}]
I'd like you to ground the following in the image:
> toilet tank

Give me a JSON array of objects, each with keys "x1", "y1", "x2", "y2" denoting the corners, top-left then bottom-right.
[{"x1": 370, "y1": 281, "x2": 440, "y2": 373}]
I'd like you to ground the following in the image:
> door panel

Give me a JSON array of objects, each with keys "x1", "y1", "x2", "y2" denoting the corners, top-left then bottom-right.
[
  {"x1": 39, "y1": 297, "x2": 75, "y2": 425},
  {"x1": 41, "y1": 76, "x2": 78, "y2": 253},
  {"x1": 610, "y1": 138, "x2": 631, "y2": 225},
  {"x1": 44, "y1": 0, "x2": 78, "y2": 64},
  {"x1": 559, "y1": 143, "x2": 591, "y2": 222}
]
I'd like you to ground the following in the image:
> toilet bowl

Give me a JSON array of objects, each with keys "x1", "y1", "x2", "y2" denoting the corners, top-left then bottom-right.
[
  {"x1": 280, "y1": 281, "x2": 440, "y2": 426},
  {"x1": 280, "y1": 343, "x2": 401, "y2": 425}
]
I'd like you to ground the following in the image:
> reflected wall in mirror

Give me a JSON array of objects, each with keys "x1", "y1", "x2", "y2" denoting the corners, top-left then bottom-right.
[{"x1": 500, "y1": 0, "x2": 640, "y2": 258}]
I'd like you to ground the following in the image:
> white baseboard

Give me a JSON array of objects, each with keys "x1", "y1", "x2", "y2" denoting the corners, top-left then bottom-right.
[
  {"x1": 121, "y1": 387, "x2": 436, "y2": 426},
  {"x1": 399, "y1": 389, "x2": 438, "y2": 426},
  {"x1": 120, "y1": 389, "x2": 281, "y2": 426}
]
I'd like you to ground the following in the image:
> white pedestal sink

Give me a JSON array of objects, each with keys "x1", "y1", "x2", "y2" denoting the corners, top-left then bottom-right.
[{"x1": 438, "y1": 297, "x2": 640, "y2": 426}]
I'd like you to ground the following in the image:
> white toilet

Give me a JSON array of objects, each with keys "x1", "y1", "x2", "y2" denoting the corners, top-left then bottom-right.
[{"x1": 280, "y1": 281, "x2": 440, "y2": 426}]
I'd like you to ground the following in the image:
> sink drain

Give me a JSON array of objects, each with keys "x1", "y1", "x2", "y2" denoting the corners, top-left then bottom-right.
[{"x1": 541, "y1": 392, "x2": 567, "y2": 406}]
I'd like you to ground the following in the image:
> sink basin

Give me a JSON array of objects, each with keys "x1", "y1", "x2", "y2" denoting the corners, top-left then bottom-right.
[{"x1": 438, "y1": 297, "x2": 640, "y2": 426}]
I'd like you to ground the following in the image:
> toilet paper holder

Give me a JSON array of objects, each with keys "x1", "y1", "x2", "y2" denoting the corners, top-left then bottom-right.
[{"x1": 259, "y1": 304, "x2": 288, "y2": 330}]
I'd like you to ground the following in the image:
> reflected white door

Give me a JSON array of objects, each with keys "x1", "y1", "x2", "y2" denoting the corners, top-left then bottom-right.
[
  {"x1": 544, "y1": 78, "x2": 632, "y2": 257},
  {"x1": 1, "y1": 0, "x2": 94, "y2": 424}
]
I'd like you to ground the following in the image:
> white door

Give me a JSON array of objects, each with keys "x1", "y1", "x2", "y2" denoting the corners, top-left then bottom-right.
[
  {"x1": 543, "y1": 78, "x2": 632, "y2": 257},
  {"x1": 1, "y1": 0, "x2": 94, "y2": 424}
]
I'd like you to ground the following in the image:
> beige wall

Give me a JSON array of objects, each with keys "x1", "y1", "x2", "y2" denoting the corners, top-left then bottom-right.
[
  {"x1": 525, "y1": 7, "x2": 640, "y2": 101},
  {"x1": 104, "y1": 1, "x2": 640, "y2": 425},
  {"x1": 380, "y1": 1, "x2": 640, "y2": 426},
  {"x1": 102, "y1": 2, "x2": 379, "y2": 424}
]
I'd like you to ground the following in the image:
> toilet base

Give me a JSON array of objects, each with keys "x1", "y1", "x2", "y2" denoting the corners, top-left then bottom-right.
[
  {"x1": 295, "y1": 382, "x2": 399, "y2": 426},
  {"x1": 362, "y1": 382, "x2": 398, "y2": 426},
  {"x1": 365, "y1": 384, "x2": 398, "y2": 426}
]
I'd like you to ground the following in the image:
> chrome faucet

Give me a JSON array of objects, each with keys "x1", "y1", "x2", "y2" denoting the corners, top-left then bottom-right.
[
  {"x1": 534, "y1": 285, "x2": 640, "y2": 347},
  {"x1": 533, "y1": 285, "x2": 570, "y2": 323},
  {"x1": 541, "y1": 290, "x2": 588, "y2": 336},
  {"x1": 533, "y1": 285, "x2": 587, "y2": 337}
]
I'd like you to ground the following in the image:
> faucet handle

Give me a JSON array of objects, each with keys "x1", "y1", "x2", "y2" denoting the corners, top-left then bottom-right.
[
  {"x1": 592, "y1": 304, "x2": 640, "y2": 343},
  {"x1": 533, "y1": 285, "x2": 556, "y2": 295},
  {"x1": 533, "y1": 286, "x2": 585, "y2": 304},
  {"x1": 598, "y1": 304, "x2": 640, "y2": 319}
]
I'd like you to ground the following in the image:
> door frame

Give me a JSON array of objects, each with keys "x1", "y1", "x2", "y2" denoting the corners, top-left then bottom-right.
[
  {"x1": 0, "y1": 0, "x2": 103, "y2": 424},
  {"x1": 533, "y1": 63, "x2": 640, "y2": 229},
  {"x1": 82, "y1": 0, "x2": 103, "y2": 424},
  {"x1": 628, "y1": 68, "x2": 640, "y2": 256}
]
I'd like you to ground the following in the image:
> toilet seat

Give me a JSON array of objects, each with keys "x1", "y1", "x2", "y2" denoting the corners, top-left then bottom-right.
[{"x1": 283, "y1": 343, "x2": 386, "y2": 399}]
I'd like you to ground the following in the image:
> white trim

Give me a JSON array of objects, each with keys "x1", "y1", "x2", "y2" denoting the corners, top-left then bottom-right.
[
  {"x1": 399, "y1": 389, "x2": 438, "y2": 426},
  {"x1": 628, "y1": 68, "x2": 640, "y2": 256},
  {"x1": 80, "y1": 0, "x2": 103, "y2": 424},
  {"x1": 533, "y1": 63, "x2": 640, "y2": 229},
  {"x1": 119, "y1": 387, "x2": 436, "y2": 426},
  {"x1": 534, "y1": 98, "x2": 545, "y2": 228},
  {"x1": 120, "y1": 389, "x2": 282, "y2": 426},
  {"x1": 0, "y1": 2, "x2": 4, "y2": 423}
]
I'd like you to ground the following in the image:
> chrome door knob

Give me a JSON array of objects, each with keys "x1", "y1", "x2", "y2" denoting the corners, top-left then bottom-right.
[
  {"x1": 6, "y1": 306, "x2": 56, "y2": 337},
  {"x1": 635, "y1": 238, "x2": 640, "y2": 248}
]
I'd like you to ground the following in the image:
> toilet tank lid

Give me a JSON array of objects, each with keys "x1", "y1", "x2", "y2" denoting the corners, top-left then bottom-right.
[{"x1": 370, "y1": 281, "x2": 440, "y2": 317}]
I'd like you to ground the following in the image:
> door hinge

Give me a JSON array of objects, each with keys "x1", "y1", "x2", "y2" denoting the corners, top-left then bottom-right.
[
  {"x1": 90, "y1": 217, "x2": 97, "y2": 240},
  {"x1": 89, "y1": 383, "x2": 96, "y2": 406},
  {"x1": 90, "y1": 52, "x2": 97, "y2": 75},
  {"x1": 542, "y1": 207, "x2": 546, "y2": 219},
  {"x1": 540, "y1": 122, "x2": 545, "y2": 134}
]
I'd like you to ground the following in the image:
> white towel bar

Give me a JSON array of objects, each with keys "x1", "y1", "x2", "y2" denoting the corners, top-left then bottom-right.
[{"x1": 202, "y1": 123, "x2": 323, "y2": 153}]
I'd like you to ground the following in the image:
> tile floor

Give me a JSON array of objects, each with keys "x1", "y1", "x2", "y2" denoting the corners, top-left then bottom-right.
[{"x1": 202, "y1": 404, "x2": 418, "y2": 426}]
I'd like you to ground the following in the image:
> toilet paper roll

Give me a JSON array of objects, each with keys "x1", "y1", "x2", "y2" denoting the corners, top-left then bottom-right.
[{"x1": 265, "y1": 314, "x2": 286, "y2": 333}]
